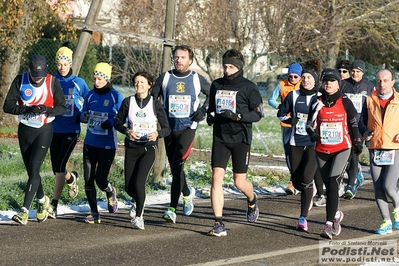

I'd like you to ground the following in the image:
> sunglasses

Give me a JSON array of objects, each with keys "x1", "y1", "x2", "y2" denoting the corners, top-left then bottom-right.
[
  {"x1": 288, "y1": 75, "x2": 300, "y2": 79},
  {"x1": 338, "y1": 70, "x2": 348, "y2": 73}
]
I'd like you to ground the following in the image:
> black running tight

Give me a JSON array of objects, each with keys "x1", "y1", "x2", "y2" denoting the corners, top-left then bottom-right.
[{"x1": 18, "y1": 123, "x2": 53, "y2": 209}]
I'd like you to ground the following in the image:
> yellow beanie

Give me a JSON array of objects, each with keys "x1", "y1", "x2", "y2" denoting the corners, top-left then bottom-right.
[
  {"x1": 94, "y1": 62, "x2": 112, "y2": 81},
  {"x1": 56, "y1": 47, "x2": 73, "y2": 66}
]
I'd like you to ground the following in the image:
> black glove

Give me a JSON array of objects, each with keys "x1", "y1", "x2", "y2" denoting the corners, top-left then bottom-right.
[
  {"x1": 192, "y1": 106, "x2": 206, "y2": 122},
  {"x1": 101, "y1": 120, "x2": 112, "y2": 129},
  {"x1": 220, "y1": 110, "x2": 241, "y2": 121},
  {"x1": 352, "y1": 137, "x2": 363, "y2": 155},
  {"x1": 23, "y1": 106, "x2": 34, "y2": 114},
  {"x1": 76, "y1": 113, "x2": 82, "y2": 124},
  {"x1": 31, "y1": 105, "x2": 47, "y2": 114},
  {"x1": 306, "y1": 127, "x2": 321, "y2": 142},
  {"x1": 82, "y1": 112, "x2": 90, "y2": 123},
  {"x1": 291, "y1": 117, "x2": 299, "y2": 126},
  {"x1": 206, "y1": 114, "x2": 215, "y2": 126}
]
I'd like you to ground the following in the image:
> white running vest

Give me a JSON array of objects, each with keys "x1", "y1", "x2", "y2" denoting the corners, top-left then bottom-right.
[{"x1": 128, "y1": 96, "x2": 158, "y2": 142}]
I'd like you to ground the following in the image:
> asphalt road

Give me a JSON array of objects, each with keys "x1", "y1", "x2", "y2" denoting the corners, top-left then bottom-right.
[{"x1": 1, "y1": 175, "x2": 398, "y2": 266}]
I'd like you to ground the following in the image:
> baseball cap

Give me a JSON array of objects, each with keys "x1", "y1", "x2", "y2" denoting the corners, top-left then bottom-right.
[
  {"x1": 322, "y1": 68, "x2": 341, "y2": 82},
  {"x1": 28, "y1": 55, "x2": 48, "y2": 78}
]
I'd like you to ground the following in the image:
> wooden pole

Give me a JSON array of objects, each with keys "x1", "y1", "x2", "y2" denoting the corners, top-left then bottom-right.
[{"x1": 72, "y1": 0, "x2": 104, "y2": 75}]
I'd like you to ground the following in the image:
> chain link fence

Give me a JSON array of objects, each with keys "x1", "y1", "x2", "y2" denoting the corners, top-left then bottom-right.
[{"x1": 23, "y1": 37, "x2": 389, "y2": 95}]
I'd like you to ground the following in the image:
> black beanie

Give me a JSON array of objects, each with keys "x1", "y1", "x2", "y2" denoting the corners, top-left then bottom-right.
[
  {"x1": 302, "y1": 68, "x2": 318, "y2": 83},
  {"x1": 351, "y1": 60, "x2": 366, "y2": 73}
]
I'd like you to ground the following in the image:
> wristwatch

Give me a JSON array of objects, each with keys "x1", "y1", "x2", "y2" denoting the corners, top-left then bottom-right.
[{"x1": 237, "y1": 113, "x2": 242, "y2": 121}]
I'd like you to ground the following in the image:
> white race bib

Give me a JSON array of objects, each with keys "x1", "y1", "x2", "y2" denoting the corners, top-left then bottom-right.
[
  {"x1": 295, "y1": 112, "x2": 308, "y2": 136},
  {"x1": 320, "y1": 122, "x2": 343, "y2": 144},
  {"x1": 373, "y1": 150, "x2": 395, "y2": 165},
  {"x1": 168, "y1": 95, "x2": 191, "y2": 118},
  {"x1": 88, "y1": 111, "x2": 108, "y2": 135},
  {"x1": 64, "y1": 95, "x2": 74, "y2": 117},
  {"x1": 215, "y1": 90, "x2": 237, "y2": 114}
]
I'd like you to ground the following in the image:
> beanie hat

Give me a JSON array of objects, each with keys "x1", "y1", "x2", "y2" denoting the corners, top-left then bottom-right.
[
  {"x1": 288, "y1": 63, "x2": 302, "y2": 76},
  {"x1": 56, "y1": 46, "x2": 73, "y2": 66},
  {"x1": 94, "y1": 63, "x2": 112, "y2": 81},
  {"x1": 302, "y1": 68, "x2": 318, "y2": 83},
  {"x1": 336, "y1": 59, "x2": 351, "y2": 70},
  {"x1": 28, "y1": 54, "x2": 48, "y2": 78},
  {"x1": 351, "y1": 60, "x2": 366, "y2": 73}
]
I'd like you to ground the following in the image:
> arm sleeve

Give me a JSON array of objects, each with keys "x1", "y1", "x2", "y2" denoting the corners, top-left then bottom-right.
[
  {"x1": 358, "y1": 99, "x2": 369, "y2": 136},
  {"x1": 3, "y1": 75, "x2": 28, "y2": 115},
  {"x1": 277, "y1": 92, "x2": 293, "y2": 124},
  {"x1": 240, "y1": 86, "x2": 263, "y2": 123},
  {"x1": 151, "y1": 73, "x2": 166, "y2": 100},
  {"x1": 268, "y1": 83, "x2": 281, "y2": 109},
  {"x1": 114, "y1": 97, "x2": 130, "y2": 135},
  {"x1": 199, "y1": 75, "x2": 211, "y2": 108},
  {"x1": 155, "y1": 99, "x2": 171, "y2": 138},
  {"x1": 207, "y1": 82, "x2": 216, "y2": 115}
]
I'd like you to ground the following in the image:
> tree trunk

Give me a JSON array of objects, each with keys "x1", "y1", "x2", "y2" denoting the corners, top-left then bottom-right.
[{"x1": 0, "y1": 0, "x2": 35, "y2": 128}]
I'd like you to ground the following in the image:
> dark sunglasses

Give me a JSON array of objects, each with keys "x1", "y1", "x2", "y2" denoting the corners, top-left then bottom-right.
[
  {"x1": 338, "y1": 70, "x2": 348, "y2": 73},
  {"x1": 288, "y1": 75, "x2": 300, "y2": 79}
]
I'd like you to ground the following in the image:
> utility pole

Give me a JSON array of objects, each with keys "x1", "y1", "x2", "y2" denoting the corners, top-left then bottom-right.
[
  {"x1": 72, "y1": 0, "x2": 104, "y2": 75},
  {"x1": 153, "y1": 0, "x2": 176, "y2": 184},
  {"x1": 162, "y1": 0, "x2": 176, "y2": 72}
]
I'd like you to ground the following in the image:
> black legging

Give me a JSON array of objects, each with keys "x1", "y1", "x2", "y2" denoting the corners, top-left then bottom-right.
[
  {"x1": 18, "y1": 122, "x2": 53, "y2": 209},
  {"x1": 50, "y1": 132, "x2": 79, "y2": 173},
  {"x1": 83, "y1": 144, "x2": 115, "y2": 213},
  {"x1": 290, "y1": 145, "x2": 317, "y2": 217},
  {"x1": 124, "y1": 145, "x2": 157, "y2": 217},
  {"x1": 164, "y1": 128, "x2": 195, "y2": 209},
  {"x1": 316, "y1": 149, "x2": 351, "y2": 222}
]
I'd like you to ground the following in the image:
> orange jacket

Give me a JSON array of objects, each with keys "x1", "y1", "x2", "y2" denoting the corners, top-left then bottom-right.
[
  {"x1": 279, "y1": 80, "x2": 301, "y2": 127},
  {"x1": 365, "y1": 89, "x2": 399, "y2": 149}
]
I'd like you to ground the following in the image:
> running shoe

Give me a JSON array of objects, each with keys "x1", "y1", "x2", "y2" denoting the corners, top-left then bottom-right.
[
  {"x1": 129, "y1": 203, "x2": 136, "y2": 219},
  {"x1": 356, "y1": 163, "x2": 364, "y2": 188},
  {"x1": 67, "y1": 171, "x2": 79, "y2": 199},
  {"x1": 376, "y1": 219, "x2": 393, "y2": 235},
  {"x1": 132, "y1": 216, "x2": 145, "y2": 230},
  {"x1": 344, "y1": 185, "x2": 355, "y2": 200},
  {"x1": 332, "y1": 210, "x2": 344, "y2": 236},
  {"x1": 85, "y1": 213, "x2": 101, "y2": 224},
  {"x1": 107, "y1": 186, "x2": 118, "y2": 213},
  {"x1": 36, "y1": 196, "x2": 49, "y2": 222},
  {"x1": 314, "y1": 195, "x2": 327, "y2": 207},
  {"x1": 183, "y1": 186, "x2": 195, "y2": 216},
  {"x1": 246, "y1": 193, "x2": 259, "y2": 223},
  {"x1": 48, "y1": 203, "x2": 57, "y2": 219},
  {"x1": 208, "y1": 222, "x2": 227, "y2": 237},
  {"x1": 163, "y1": 207, "x2": 176, "y2": 223},
  {"x1": 12, "y1": 207, "x2": 29, "y2": 225},
  {"x1": 285, "y1": 181, "x2": 295, "y2": 195},
  {"x1": 320, "y1": 224, "x2": 333, "y2": 240},
  {"x1": 296, "y1": 216, "x2": 308, "y2": 231},
  {"x1": 338, "y1": 183, "x2": 345, "y2": 198},
  {"x1": 393, "y1": 209, "x2": 399, "y2": 229}
]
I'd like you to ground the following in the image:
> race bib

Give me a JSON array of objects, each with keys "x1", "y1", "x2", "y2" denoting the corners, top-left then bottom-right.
[
  {"x1": 347, "y1": 93, "x2": 363, "y2": 113},
  {"x1": 88, "y1": 111, "x2": 108, "y2": 135},
  {"x1": 295, "y1": 112, "x2": 308, "y2": 136},
  {"x1": 373, "y1": 150, "x2": 395, "y2": 165},
  {"x1": 320, "y1": 122, "x2": 343, "y2": 144},
  {"x1": 19, "y1": 113, "x2": 46, "y2": 128},
  {"x1": 132, "y1": 122, "x2": 157, "y2": 141},
  {"x1": 64, "y1": 95, "x2": 74, "y2": 117},
  {"x1": 215, "y1": 90, "x2": 237, "y2": 114},
  {"x1": 168, "y1": 95, "x2": 191, "y2": 118}
]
